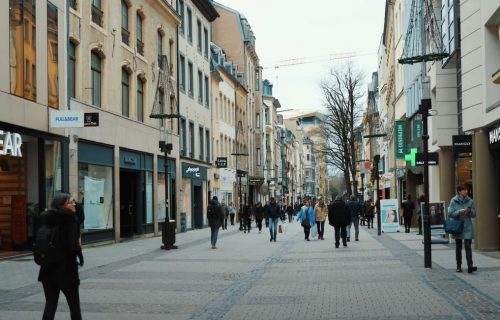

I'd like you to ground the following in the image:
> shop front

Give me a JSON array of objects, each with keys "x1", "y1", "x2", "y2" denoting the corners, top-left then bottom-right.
[
  {"x1": 181, "y1": 163, "x2": 208, "y2": 230},
  {"x1": 0, "y1": 123, "x2": 68, "y2": 256}
]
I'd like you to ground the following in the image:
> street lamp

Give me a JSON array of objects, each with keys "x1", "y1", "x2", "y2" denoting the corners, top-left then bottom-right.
[{"x1": 231, "y1": 121, "x2": 248, "y2": 229}]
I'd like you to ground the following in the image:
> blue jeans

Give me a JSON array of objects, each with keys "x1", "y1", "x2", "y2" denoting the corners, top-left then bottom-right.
[
  {"x1": 211, "y1": 227, "x2": 219, "y2": 246},
  {"x1": 269, "y1": 217, "x2": 279, "y2": 240}
]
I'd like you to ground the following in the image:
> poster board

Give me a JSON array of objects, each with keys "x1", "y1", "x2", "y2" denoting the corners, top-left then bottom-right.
[
  {"x1": 380, "y1": 199, "x2": 400, "y2": 232},
  {"x1": 420, "y1": 201, "x2": 449, "y2": 244}
]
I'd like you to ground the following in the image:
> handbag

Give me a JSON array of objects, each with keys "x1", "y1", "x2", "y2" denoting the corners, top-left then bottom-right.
[
  {"x1": 444, "y1": 218, "x2": 464, "y2": 235},
  {"x1": 278, "y1": 224, "x2": 283, "y2": 233}
]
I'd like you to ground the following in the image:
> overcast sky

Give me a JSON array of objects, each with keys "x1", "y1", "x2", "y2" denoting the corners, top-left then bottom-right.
[{"x1": 216, "y1": 0, "x2": 386, "y2": 113}]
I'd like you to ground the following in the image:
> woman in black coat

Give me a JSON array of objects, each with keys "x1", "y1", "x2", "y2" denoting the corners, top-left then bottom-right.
[{"x1": 38, "y1": 193, "x2": 82, "y2": 320}]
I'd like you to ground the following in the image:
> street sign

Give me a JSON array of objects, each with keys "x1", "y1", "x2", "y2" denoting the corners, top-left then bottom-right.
[
  {"x1": 215, "y1": 157, "x2": 227, "y2": 168},
  {"x1": 415, "y1": 152, "x2": 439, "y2": 166},
  {"x1": 84, "y1": 112, "x2": 99, "y2": 127}
]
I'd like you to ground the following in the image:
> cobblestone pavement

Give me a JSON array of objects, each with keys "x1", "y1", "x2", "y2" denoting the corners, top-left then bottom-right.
[{"x1": 0, "y1": 221, "x2": 499, "y2": 319}]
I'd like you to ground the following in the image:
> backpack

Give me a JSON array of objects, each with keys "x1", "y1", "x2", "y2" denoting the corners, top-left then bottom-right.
[
  {"x1": 33, "y1": 224, "x2": 65, "y2": 267},
  {"x1": 207, "y1": 204, "x2": 216, "y2": 220}
]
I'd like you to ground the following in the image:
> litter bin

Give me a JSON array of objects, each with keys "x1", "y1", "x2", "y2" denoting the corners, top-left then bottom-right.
[
  {"x1": 161, "y1": 219, "x2": 177, "y2": 250},
  {"x1": 180, "y1": 212, "x2": 187, "y2": 232}
]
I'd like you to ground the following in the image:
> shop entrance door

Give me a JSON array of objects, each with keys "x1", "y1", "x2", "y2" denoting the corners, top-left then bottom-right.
[
  {"x1": 120, "y1": 170, "x2": 140, "y2": 238},
  {"x1": 193, "y1": 185, "x2": 203, "y2": 229}
]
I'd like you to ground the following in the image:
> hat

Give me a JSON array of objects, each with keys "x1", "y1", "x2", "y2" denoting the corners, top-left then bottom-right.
[{"x1": 212, "y1": 196, "x2": 218, "y2": 201}]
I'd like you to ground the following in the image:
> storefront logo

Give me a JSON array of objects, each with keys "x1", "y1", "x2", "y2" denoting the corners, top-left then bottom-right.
[
  {"x1": 0, "y1": 130, "x2": 22, "y2": 157},
  {"x1": 489, "y1": 126, "x2": 500, "y2": 145},
  {"x1": 185, "y1": 167, "x2": 201, "y2": 177}
]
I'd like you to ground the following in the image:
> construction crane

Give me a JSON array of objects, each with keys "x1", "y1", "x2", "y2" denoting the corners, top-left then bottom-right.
[{"x1": 263, "y1": 51, "x2": 377, "y2": 69}]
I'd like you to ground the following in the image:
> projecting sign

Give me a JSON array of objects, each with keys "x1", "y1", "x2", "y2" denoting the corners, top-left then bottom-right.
[
  {"x1": 0, "y1": 130, "x2": 23, "y2": 157},
  {"x1": 215, "y1": 157, "x2": 227, "y2": 168},
  {"x1": 395, "y1": 121, "x2": 406, "y2": 159},
  {"x1": 50, "y1": 110, "x2": 84, "y2": 128},
  {"x1": 84, "y1": 113, "x2": 99, "y2": 127},
  {"x1": 452, "y1": 135, "x2": 472, "y2": 153},
  {"x1": 415, "y1": 152, "x2": 439, "y2": 166}
]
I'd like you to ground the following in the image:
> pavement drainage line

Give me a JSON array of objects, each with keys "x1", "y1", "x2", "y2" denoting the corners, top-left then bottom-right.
[
  {"x1": 189, "y1": 233, "x2": 301, "y2": 320},
  {"x1": 368, "y1": 228, "x2": 496, "y2": 319},
  {"x1": 0, "y1": 229, "x2": 241, "y2": 306}
]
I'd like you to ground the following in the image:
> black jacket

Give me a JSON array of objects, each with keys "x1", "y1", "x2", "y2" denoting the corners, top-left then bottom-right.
[
  {"x1": 403, "y1": 200, "x2": 415, "y2": 217},
  {"x1": 255, "y1": 206, "x2": 265, "y2": 220},
  {"x1": 328, "y1": 200, "x2": 350, "y2": 227},
  {"x1": 207, "y1": 200, "x2": 224, "y2": 229},
  {"x1": 265, "y1": 203, "x2": 281, "y2": 219},
  {"x1": 37, "y1": 208, "x2": 81, "y2": 287},
  {"x1": 347, "y1": 201, "x2": 363, "y2": 219}
]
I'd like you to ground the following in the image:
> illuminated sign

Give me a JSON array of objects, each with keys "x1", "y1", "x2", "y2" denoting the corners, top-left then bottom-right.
[{"x1": 0, "y1": 130, "x2": 23, "y2": 157}]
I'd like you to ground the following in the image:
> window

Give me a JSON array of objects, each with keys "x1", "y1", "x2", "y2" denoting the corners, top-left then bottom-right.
[
  {"x1": 206, "y1": 130, "x2": 210, "y2": 162},
  {"x1": 178, "y1": 0, "x2": 184, "y2": 34},
  {"x1": 137, "y1": 77, "x2": 144, "y2": 122},
  {"x1": 255, "y1": 69, "x2": 260, "y2": 91},
  {"x1": 157, "y1": 31, "x2": 163, "y2": 66},
  {"x1": 68, "y1": 42, "x2": 76, "y2": 99},
  {"x1": 265, "y1": 108, "x2": 269, "y2": 125},
  {"x1": 121, "y1": 1, "x2": 130, "y2": 45},
  {"x1": 204, "y1": 76, "x2": 209, "y2": 107},
  {"x1": 69, "y1": 0, "x2": 78, "y2": 10},
  {"x1": 187, "y1": 7, "x2": 192, "y2": 43},
  {"x1": 179, "y1": 55, "x2": 186, "y2": 92},
  {"x1": 189, "y1": 122, "x2": 195, "y2": 158},
  {"x1": 121, "y1": 68, "x2": 130, "y2": 117},
  {"x1": 256, "y1": 148, "x2": 261, "y2": 166},
  {"x1": 91, "y1": 0, "x2": 103, "y2": 27},
  {"x1": 47, "y1": 2, "x2": 58, "y2": 109},
  {"x1": 256, "y1": 113, "x2": 260, "y2": 129},
  {"x1": 136, "y1": 14, "x2": 144, "y2": 55},
  {"x1": 198, "y1": 70, "x2": 203, "y2": 104},
  {"x1": 199, "y1": 127, "x2": 204, "y2": 160},
  {"x1": 91, "y1": 51, "x2": 102, "y2": 107},
  {"x1": 188, "y1": 62, "x2": 193, "y2": 97},
  {"x1": 203, "y1": 27, "x2": 208, "y2": 58},
  {"x1": 9, "y1": 0, "x2": 37, "y2": 101},
  {"x1": 307, "y1": 154, "x2": 310, "y2": 161},
  {"x1": 180, "y1": 118, "x2": 186, "y2": 156},
  {"x1": 197, "y1": 20, "x2": 202, "y2": 52}
]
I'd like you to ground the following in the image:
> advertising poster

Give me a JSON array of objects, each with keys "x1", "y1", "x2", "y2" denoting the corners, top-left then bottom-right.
[
  {"x1": 420, "y1": 201, "x2": 448, "y2": 243},
  {"x1": 380, "y1": 199, "x2": 400, "y2": 232},
  {"x1": 84, "y1": 176, "x2": 105, "y2": 229}
]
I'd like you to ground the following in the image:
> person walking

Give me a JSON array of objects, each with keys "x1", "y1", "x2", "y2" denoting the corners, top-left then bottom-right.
[
  {"x1": 448, "y1": 186, "x2": 477, "y2": 273},
  {"x1": 364, "y1": 199, "x2": 375, "y2": 229},
  {"x1": 207, "y1": 196, "x2": 224, "y2": 249},
  {"x1": 286, "y1": 204, "x2": 294, "y2": 223},
  {"x1": 221, "y1": 201, "x2": 229, "y2": 230},
  {"x1": 328, "y1": 195, "x2": 350, "y2": 248},
  {"x1": 416, "y1": 194, "x2": 425, "y2": 235},
  {"x1": 242, "y1": 202, "x2": 252, "y2": 233},
  {"x1": 37, "y1": 193, "x2": 83, "y2": 320},
  {"x1": 254, "y1": 202, "x2": 264, "y2": 233},
  {"x1": 314, "y1": 197, "x2": 328, "y2": 240},
  {"x1": 265, "y1": 197, "x2": 281, "y2": 242},
  {"x1": 403, "y1": 195, "x2": 415, "y2": 233},
  {"x1": 347, "y1": 195, "x2": 362, "y2": 241},
  {"x1": 297, "y1": 198, "x2": 315, "y2": 241},
  {"x1": 228, "y1": 202, "x2": 236, "y2": 226}
]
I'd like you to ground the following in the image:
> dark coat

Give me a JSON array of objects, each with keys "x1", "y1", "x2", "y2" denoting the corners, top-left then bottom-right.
[
  {"x1": 255, "y1": 206, "x2": 265, "y2": 220},
  {"x1": 403, "y1": 200, "x2": 415, "y2": 218},
  {"x1": 265, "y1": 203, "x2": 281, "y2": 219},
  {"x1": 37, "y1": 208, "x2": 81, "y2": 287},
  {"x1": 328, "y1": 200, "x2": 350, "y2": 227},
  {"x1": 347, "y1": 201, "x2": 362, "y2": 219},
  {"x1": 207, "y1": 199, "x2": 224, "y2": 229}
]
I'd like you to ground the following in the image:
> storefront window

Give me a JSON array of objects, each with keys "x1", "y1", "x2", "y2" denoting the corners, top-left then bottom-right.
[
  {"x1": 45, "y1": 140, "x2": 62, "y2": 208},
  {"x1": 78, "y1": 163, "x2": 113, "y2": 231},
  {"x1": 145, "y1": 171, "x2": 153, "y2": 223},
  {"x1": 455, "y1": 156, "x2": 473, "y2": 196}
]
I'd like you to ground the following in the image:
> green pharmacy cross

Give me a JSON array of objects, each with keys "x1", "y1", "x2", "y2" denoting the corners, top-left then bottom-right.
[{"x1": 404, "y1": 148, "x2": 418, "y2": 167}]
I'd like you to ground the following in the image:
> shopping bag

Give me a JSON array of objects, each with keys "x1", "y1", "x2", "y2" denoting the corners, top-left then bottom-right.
[
  {"x1": 310, "y1": 225, "x2": 318, "y2": 238},
  {"x1": 444, "y1": 218, "x2": 464, "y2": 235},
  {"x1": 278, "y1": 224, "x2": 283, "y2": 233}
]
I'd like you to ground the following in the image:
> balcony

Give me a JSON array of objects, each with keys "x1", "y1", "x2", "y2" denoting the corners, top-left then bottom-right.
[
  {"x1": 136, "y1": 39, "x2": 144, "y2": 56},
  {"x1": 121, "y1": 28, "x2": 130, "y2": 46},
  {"x1": 91, "y1": 4, "x2": 103, "y2": 27}
]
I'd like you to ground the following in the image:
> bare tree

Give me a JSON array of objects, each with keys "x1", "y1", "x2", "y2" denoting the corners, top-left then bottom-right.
[{"x1": 320, "y1": 62, "x2": 364, "y2": 196}]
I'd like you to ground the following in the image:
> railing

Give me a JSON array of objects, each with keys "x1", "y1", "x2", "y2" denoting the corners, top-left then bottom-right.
[
  {"x1": 91, "y1": 4, "x2": 103, "y2": 27},
  {"x1": 136, "y1": 39, "x2": 144, "y2": 56},
  {"x1": 121, "y1": 27, "x2": 130, "y2": 46}
]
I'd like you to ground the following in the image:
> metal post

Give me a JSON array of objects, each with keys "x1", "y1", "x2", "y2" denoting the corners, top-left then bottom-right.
[
  {"x1": 421, "y1": 100, "x2": 432, "y2": 268},
  {"x1": 374, "y1": 155, "x2": 381, "y2": 236},
  {"x1": 360, "y1": 173, "x2": 365, "y2": 202}
]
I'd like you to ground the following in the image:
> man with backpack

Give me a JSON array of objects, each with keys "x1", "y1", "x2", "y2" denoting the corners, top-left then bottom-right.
[
  {"x1": 207, "y1": 196, "x2": 224, "y2": 249},
  {"x1": 35, "y1": 193, "x2": 83, "y2": 320}
]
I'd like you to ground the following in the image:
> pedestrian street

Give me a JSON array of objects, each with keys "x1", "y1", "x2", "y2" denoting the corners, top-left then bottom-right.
[{"x1": 0, "y1": 221, "x2": 499, "y2": 320}]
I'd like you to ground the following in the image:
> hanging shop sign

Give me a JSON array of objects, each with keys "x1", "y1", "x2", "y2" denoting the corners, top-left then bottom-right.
[
  {"x1": 395, "y1": 121, "x2": 407, "y2": 159},
  {"x1": 0, "y1": 130, "x2": 23, "y2": 157},
  {"x1": 412, "y1": 120, "x2": 423, "y2": 141},
  {"x1": 415, "y1": 152, "x2": 439, "y2": 166},
  {"x1": 182, "y1": 163, "x2": 207, "y2": 180},
  {"x1": 489, "y1": 125, "x2": 500, "y2": 147},
  {"x1": 452, "y1": 135, "x2": 472, "y2": 153},
  {"x1": 84, "y1": 112, "x2": 99, "y2": 127},
  {"x1": 50, "y1": 110, "x2": 84, "y2": 128},
  {"x1": 215, "y1": 157, "x2": 227, "y2": 168}
]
